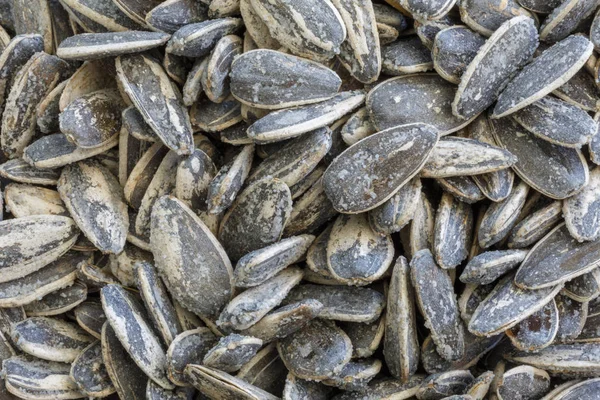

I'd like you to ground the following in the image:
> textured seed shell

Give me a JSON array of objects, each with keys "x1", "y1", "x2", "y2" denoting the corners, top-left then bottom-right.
[
  {"x1": 326, "y1": 213, "x2": 394, "y2": 285},
  {"x1": 203, "y1": 334, "x2": 263, "y2": 372},
  {"x1": 368, "y1": 177, "x2": 421, "y2": 235},
  {"x1": 166, "y1": 18, "x2": 243, "y2": 57},
  {"x1": 452, "y1": 16, "x2": 539, "y2": 120},
  {"x1": 409, "y1": 192, "x2": 435, "y2": 258},
  {"x1": 341, "y1": 107, "x2": 376, "y2": 146},
  {"x1": 236, "y1": 343, "x2": 287, "y2": 396},
  {"x1": 1, "y1": 52, "x2": 69, "y2": 159},
  {"x1": 323, "y1": 123, "x2": 438, "y2": 214},
  {"x1": 563, "y1": 167, "x2": 600, "y2": 242},
  {"x1": 506, "y1": 342, "x2": 600, "y2": 377},
  {"x1": 367, "y1": 74, "x2": 474, "y2": 135},
  {"x1": 124, "y1": 142, "x2": 168, "y2": 208},
  {"x1": 433, "y1": 193, "x2": 473, "y2": 270},
  {"x1": 24, "y1": 281, "x2": 88, "y2": 317},
  {"x1": 411, "y1": 249, "x2": 465, "y2": 361},
  {"x1": 218, "y1": 178, "x2": 292, "y2": 261},
  {"x1": 185, "y1": 364, "x2": 280, "y2": 400},
  {"x1": 468, "y1": 273, "x2": 562, "y2": 336},
  {"x1": 340, "y1": 317, "x2": 385, "y2": 359},
  {"x1": 201, "y1": 34, "x2": 242, "y2": 103},
  {"x1": 517, "y1": 0, "x2": 562, "y2": 13},
  {"x1": 496, "y1": 366, "x2": 550, "y2": 400},
  {"x1": 60, "y1": 0, "x2": 142, "y2": 31},
  {"x1": 36, "y1": 79, "x2": 68, "y2": 134},
  {"x1": 150, "y1": 195, "x2": 233, "y2": 319},
  {"x1": 167, "y1": 327, "x2": 217, "y2": 387},
  {"x1": 248, "y1": 90, "x2": 365, "y2": 143},
  {"x1": 506, "y1": 299, "x2": 559, "y2": 352},
  {"x1": 70, "y1": 341, "x2": 114, "y2": 397},
  {"x1": 57, "y1": 31, "x2": 170, "y2": 60},
  {"x1": 146, "y1": 0, "x2": 209, "y2": 34},
  {"x1": 416, "y1": 370, "x2": 474, "y2": 399},
  {"x1": 563, "y1": 269, "x2": 600, "y2": 302},
  {"x1": 490, "y1": 116, "x2": 588, "y2": 200},
  {"x1": 381, "y1": 36, "x2": 432, "y2": 75},
  {"x1": 539, "y1": 0, "x2": 600, "y2": 42},
  {"x1": 59, "y1": 59, "x2": 117, "y2": 112},
  {"x1": 333, "y1": 375, "x2": 425, "y2": 400},
  {"x1": 554, "y1": 69, "x2": 600, "y2": 112},
  {"x1": 58, "y1": 160, "x2": 128, "y2": 254},
  {"x1": 415, "y1": 16, "x2": 460, "y2": 50},
  {"x1": 115, "y1": 53, "x2": 194, "y2": 155},
  {"x1": 0, "y1": 215, "x2": 79, "y2": 284},
  {"x1": 0, "y1": 158, "x2": 59, "y2": 185},
  {"x1": 175, "y1": 149, "x2": 216, "y2": 214},
  {"x1": 433, "y1": 26, "x2": 486, "y2": 84},
  {"x1": 4, "y1": 183, "x2": 67, "y2": 218},
  {"x1": 12, "y1": 317, "x2": 94, "y2": 363},
  {"x1": 437, "y1": 176, "x2": 485, "y2": 204},
  {"x1": 231, "y1": 49, "x2": 342, "y2": 109},
  {"x1": 101, "y1": 284, "x2": 173, "y2": 389},
  {"x1": 459, "y1": 0, "x2": 536, "y2": 37},
  {"x1": 460, "y1": 249, "x2": 528, "y2": 285},
  {"x1": 511, "y1": 96, "x2": 597, "y2": 148},
  {"x1": 402, "y1": 0, "x2": 456, "y2": 20},
  {"x1": 101, "y1": 322, "x2": 147, "y2": 400},
  {"x1": 508, "y1": 201, "x2": 563, "y2": 249},
  {"x1": 11, "y1": 0, "x2": 53, "y2": 53},
  {"x1": 555, "y1": 295, "x2": 588, "y2": 343},
  {"x1": 74, "y1": 302, "x2": 106, "y2": 339},
  {"x1": 493, "y1": 36, "x2": 593, "y2": 118},
  {"x1": 249, "y1": 0, "x2": 346, "y2": 60},
  {"x1": 217, "y1": 267, "x2": 303, "y2": 330},
  {"x1": 190, "y1": 95, "x2": 242, "y2": 132}
]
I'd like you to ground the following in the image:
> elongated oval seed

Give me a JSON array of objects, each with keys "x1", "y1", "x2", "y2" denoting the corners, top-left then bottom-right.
[{"x1": 563, "y1": 167, "x2": 600, "y2": 242}]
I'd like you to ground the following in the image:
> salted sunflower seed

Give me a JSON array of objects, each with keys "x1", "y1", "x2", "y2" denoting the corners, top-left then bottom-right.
[
  {"x1": 517, "y1": 0, "x2": 562, "y2": 13},
  {"x1": 11, "y1": 316, "x2": 94, "y2": 363},
  {"x1": 333, "y1": 375, "x2": 425, "y2": 400},
  {"x1": 61, "y1": 0, "x2": 142, "y2": 32},
  {"x1": 552, "y1": 378, "x2": 600, "y2": 400},
  {"x1": 452, "y1": 16, "x2": 539, "y2": 120},
  {"x1": 376, "y1": 23, "x2": 399, "y2": 45},
  {"x1": 460, "y1": 249, "x2": 528, "y2": 285},
  {"x1": 283, "y1": 373, "x2": 332, "y2": 400},
  {"x1": 468, "y1": 273, "x2": 562, "y2": 336},
  {"x1": 465, "y1": 371, "x2": 494, "y2": 400},
  {"x1": 123, "y1": 142, "x2": 168, "y2": 208},
  {"x1": 401, "y1": 0, "x2": 456, "y2": 20},
  {"x1": 368, "y1": 177, "x2": 421, "y2": 235},
  {"x1": 175, "y1": 148, "x2": 216, "y2": 214},
  {"x1": 415, "y1": 15, "x2": 460, "y2": 50},
  {"x1": 166, "y1": 327, "x2": 217, "y2": 387},
  {"x1": 539, "y1": 0, "x2": 600, "y2": 42},
  {"x1": 490, "y1": 116, "x2": 588, "y2": 200},
  {"x1": 437, "y1": 176, "x2": 485, "y2": 204},
  {"x1": 201, "y1": 34, "x2": 242, "y2": 103},
  {"x1": 563, "y1": 269, "x2": 600, "y2": 302},
  {"x1": 284, "y1": 177, "x2": 339, "y2": 236},
  {"x1": 166, "y1": 18, "x2": 243, "y2": 57},
  {"x1": 57, "y1": 31, "x2": 170, "y2": 60},
  {"x1": 0, "y1": 158, "x2": 59, "y2": 185},
  {"x1": 36, "y1": 79, "x2": 68, "y2": 134},
  {"x1": 341, "y1": 107, "x2": 376, "y2": 146},
  {"x1": 493, "y1": 35, "x2": 593, "y2": 118},
  {"x1": 145, "y1": 0, "x2": 209, "y2": 33},
  {"x1": 70, "y1": 341, "x2": 115, "y2": 397},
  {"x1": 101, "y1": 284, "x2": 173, "y2": 389},
  {"x1": 74, "y1": 301, "x2": 106, "y2": 339},
  {"x1": 508, "y1": 200, "x2": 563, "y2": 249},
  {"x1": 190, "y1": 95, "x2": 242, "y2": 132},
  {"x1": 4, "y1": 183, "x2": 67, "y2": 218},
  {"x1": 146, "y1": 381, "x2": 193, "y2": 400},
  {"x1": 496, "y1": 365, "x2": 550, "y2": 400},
  {"x1": 563, "y1": 167, "x2": 600, "y2": 242},
  {"x1": 381, "y1": 36, "x2": 433, "y2": 75},
  {"x1": 11, "y1": 0, "x2": 53, "y2": 52},
  {"x1": 202, "y1": 334, "x2": 262, "y2": 373},
  {"x1": 322, "y1": 358, "x2": 382, "y2": 391},
  {"x1": 116, "y1": 53, "x2": 194, "y2": 155},
  {"x1": 24, "y1": 281, "x2": 88, "y2": 317},
  {"x1": 555, "y1": 294, "x2": 588, "y2": 343},
  {"x1": 506, "y1": 299, "x2": 559, "y2": 352},
  {"x1": 458, "y1": 0, "x2": 536, "y2": 37},
  {"x1": 247, "y1": 90, "x2": 365, "y2": 143},
  {"x1": 409, "y1": 192, "x2": 435, "y2": 258},
  {"x1": 340, "y1": 317, "x2": 385, "y2": 360},
  {"x1": 433, "y1": 26, "x2": 486, "y2": 84},
  {"x1": 236, "y1": 343, "x2": 287, "y2": 396},
  {"x1": 433, "y1": 193, "x2": 473, "y2": 270}
]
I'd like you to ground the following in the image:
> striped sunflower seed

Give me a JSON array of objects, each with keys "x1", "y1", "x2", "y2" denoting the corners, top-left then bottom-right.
[
  {"x1": 59, "y1": 59, "x2": 117, "y2": 111},
  {"x1": 341, "y1": 107, "x2": 376, "y2": 146},
  {"x1": 539, "y1": 0, "x2": 600, "y2": 42},
  {"x1": 507, "y1": 200, "x2": 563, "y2": 249},
  {"x1": 563, "y1": 167, "x2": 600, "y2": 242},
  {"x1": 70, "y1": 341, "x2": 115, "y2": 397},
  {"x1": 322, "y1": 358, "x2": 382, "y2": 390},
  {"x1": 166, "y1": 327, "x2": 217, "y2": 387},
  {"x1": 190, "y1": 95, "x2": 242, "y2": 132},
  {"x1": 416, "y1": 370, "x2": 474, "y2": 400},
  {"x1": 11, "y1": 0, "x2": 53, "y2": 53},
  {"x1": 202, "y1": 334, "x2": 263, "y2": 372},
  {"x1": 0, "y1": 158, "x2": 60, "y2": 185},
  {"x1": 332, "y1": 375, "x2": 424, "y2": 400},
  {"x1": 60, "y1": 0, "x2": 142, "y2": 32},
  {"x1": 57, "y1": 31, "x2": 170, "y2": 60},
  {"x1": 495, "y1": 366, "x2": 550, "y2": 400},
  {"x1": 4, "y1": 183, "x2": 67, "y2": 218},
  {"x1": 437, "y1": 176, "x2": 485, "y2": 204},
  {"x1": 552, "y1": 378, "x2": 600, "y2": 400},
  {"x1": 23, "y1": 281, "x2": 88, "y2": 317},
  {"x1": 37, "y1": 79, "x2": 68, "y2": 134},
  {"x1": 458, "y1": 0, "x2": 536, "y2": 37},
  {"x1": 340, "y1": 317, "x2": 385, "y2": 359},
  {"x1": 460, "y1": 249, "x2": 528, "y2": 285},
  {"x1": 555, "y1": 68, "x2": 600, "y2": 112},
  {"x1": 368, "y1": 177, "x2": 421, "y2": 235},
  {"x1": 563, "y1": 269, "x2": 600, "y2": 302},
  {"x1": 166, "y1": 18, "x2": 243, "y2": 57},
  {"x1": 465, "y1": 371, "x2": 494, "y2": 400},
  {"x1": 145, "y1": 0, "x2": 209, "y2": 33},
  {"x1": 433, "y1": 26, "x2": 485, "y2": 84},
  {"x1": 74, "y1": 301, "x2": 106, "y2": 339},
  {"x1": 175, "y1": 148, "x2": 216, "y2": 214},
  {"x1": 201, "y1": 34, "x2": 242, "y2": 103},
  {"x1": 236, "y1": 343, "x2": 287, "y2": 396},
  {"x1": 401, "y1": 0, "x2": 456, "y2": 20},
  {"x1": 517, "y1": 0, "x2": 562, "y2": 13},
  {"x1": 433, "y1": 193, "x2": 473, "y2": 270},
  {"x1": 506, "y1": 299, "x2": 559, "y2": 352},
  {"x1": 555, "y1": 295, "x2": 588, "y2": 343},
  {"x1": 381, "y1": 36, "x2": 432, "y2": 75},
  {"x1": 283, "y1": 373, "x2": 332, "y2": 400}
]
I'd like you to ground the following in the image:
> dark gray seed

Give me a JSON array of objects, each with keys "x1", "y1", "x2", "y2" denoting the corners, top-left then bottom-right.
[
  {"x1": 61, "y1": 1, "x2": 111, "y2": 34},
  {"x1": 554, "y1": 68, "x2": 600, "y2": 112},
  {"x1": 219, "y1": 123, "x2": 252, "y2": 146},
  {"x1": 108, "y1": 242, "x2": 152, "y2": 286},
  {"x1": 61, "y1": 0, "x2": 143, "y2": 31},
  {"x1": 11, "y1": 316, "x2": 94, "y2": 362},
  {"x1": 0, "y1": 158, "x2": 60, "y2": 185},
  {"x1": 465, "y1": 371, "x2": 494, "y2": 400},
  {"x1": 248, "y1": 127, "x2": 332, "y2": 187},
  {"x1": 323, "y1": 123, "x2": 438, "y2": 213},
  {"x1": 422, "y1": 137, "x2": 517, "y2": 178},
  {"x1": 101, "y1": 284, "x2": 173, "y2": 389},
  {"x1": 11, "y1": 0, "x2": 52, "y2": 52},
  {"x1": 0, "y1": 252, "x2": 85, "y2": 307},
  {"x1": 433, "y1": 193, "x2": 473, "y2": 270},
  {"x1": 305, "y1": 224, "x2": 339, "y2": 278},
  {"x1": 0, "y1": 215, "x2": 79, "y2": 283},
  {"x1": 36, "y1": 80, "x2": 67, "y2": 134},
  {"x1": 24, "y1": 281, "x2": 88, "y2": 317},
  {"x1": 136, "y1": 261, "x2": 182, "y2": 347},
  {"x1": 206, "y1": 144, "x2": 253, "y2": 215},
  {"x1": 414, "y1": 15, "x2": 459, "y2": 50},
  {"x1": 564, "y1": 167, "x2": 600, "y2": 241},
  {"x1": 381, "y1": 36, "x2": 432, "y2": 75},
  {"x1": 373, "y1": 3, "x2": 407, "y2": 31},
  {"x1": 460, "y1": 249, "x2": 528, "y2": 285},
  {"x1": 166, "y1": 18, "x2": 243, "y2": 57},
  {"x1": 437, "y1": 176, "x2": 485, "y2": 204},
  {"x1": 409, "y1": 192, "x2": 436, "y2": 258},
  {"x1": 162, "y1": 52, "x2": 191, "y2": 85},
  {"x1": 190, "y1": 95, "x2": 242, "y2": 132},
  {"x1": 506, "y1": 299, "x2": 559, "y2": 351},
  {"x1": 277, "y1": 319, "x2": 352, "y2": 380},
  {"x1": 556, "y1": 294, "x2": 588, "y2": 343},
  {"x1": 116, "y1": 53, "x2": 194, "y2": 155},
  {"x1": 332, "y1": 375, "x2": 425, "y2": 400},
  {"x1": 217, "y1": 267, "x2": 303, "y2": 330},
  {"x1": 592, "y1": 116, "x2": 600, "y2": 165},
  {"x1": 58, "y1": 160, "x2": 129, "y2": 254},
  {"x1": 563, "y1": 269, "x2": 600, "y2": 302},
  {"x1": 23, "y1": 133, "x2": 119, "y2": 169},
  {"x1": 508, "y1": 200, "x2": 563, "y2": 249},
  {"x1": 284, "y1": 177, "x2": 338, "y2": 236},
  {"x1": 511, "y1": 96, "x2": 597, "y2": 148},
  {"x1": 496, "y1": 366, "x2": 550, "y2": 400},
  {"x1": 203, "y1": 334, "x2": 262, "y2": 372},
  {"x1": 341, "y1": 107, "x2": 376, "y2": 146},
  {"x1": 284, "y1": 284, "x2": 385, "y2": 323},
  {"x1": 289, "y1": 164, "x2": 325, "y2": 200},
  {"x1": 367, "y1": 74, "x2": 472, "y2": 135},
  {"x1": 237, "y1": 343, "x2": 287, "y2": 396},
  {"x1": 459, "y1": 0, "x2": 536, "y2": 37},
  {"x1": 201, "y1": 34, "x2": 242, "y2": 103},
  {"x1": 234, "y1": 235, "x2": 315, "y2": 288},
  {"x1": 552, "y1": 378, "x2": 600, "y2": 400},
  {"x1": 1, "y1": 52, "x2": 69, "y2": 158},
  {"x1": 4, "y1": 183, "x2": 67, "y2": 218},
  {"x1": 146, "y1": 381, "x2": 194, "y2": 400},
  {"x1": 231, "y1": 49, "x2": 342, "y2": 109},
  {"x1": 490, "y1": 116, "x2": 588, "y2": 200},
  {"x1": 593, "y1": 9, "x2": 600, "y2": 51},
  {"x1": 248, "y1": 90, "x2": 365, "y2": 143},
  {"x1": 468, "y1": 273, "x2": 562, "y2": 336},
  {"x1": 249, "y1": 0, "x2": 346, "y2": 60},
  {"x1": 411, "y1": 249, "x2": 465, "y2": 361},
  {"x1": 384, "y1": 256, "x2": 419, "y2": 381},
  {"x1": 70, "y1": 341, "x2": 114, "y2": 397},
  {"x1": 493, "y1": 36, "x2": 594, "y2": 118},
  {"x1": 402, "y1": 0, "x2": 456, "y2": 20},
  {"x1": 377, "y1": 22, "x2": 399, "y2": 45},
  {"x1": 146, "y1": 0, "x2": 208, "y2": 33},
  {"x1": 369, "y1": 177, "x2": 421, "y2": 234},
  {"x1": 0, "y1": 308, "x2": 25, "y2": 348},
  {"x1": 3, "y1": 355, "x2": 84, "y2": 399},
  {"x1": 183, "y1": 57, "x2": 206, "y2": 107},
  {"x1": 175, "y1": 149, "x2": 217, "y2": 214},
  {"x1": 218, "y1": 178, "x2": 292, "y2": 261},
  {"x1": 185, "y1": 364, "x2": 280, "y2": 400},
  {"x1": 540, "y1": 0, "x2": 600, "y2": 42},
  {"x1": 478, "y1": 180, "x2": 529, "y2": 248},
  {"x1": 167, "y1": 327, "x2": 217, "y2": 387},
  {"x1": 239, "y1": 0, "x2": 279, "y2": 50},
  {"x1": 453, "y1": 16, "x2": 539, "y2": 120},
  {"x1": 74, "y1": 301, "x2": 106, "y2": 339},
  {"x1": 59, "y1": 59, "x2": 117, "y2": 111},
  {"x1": 339, "y1": 317, "x2": 385, "y2": 359},
  {"x1": 112, "y1": 0, "x2": 163, "y2": 26},
  {"x1": 57, "y1": 31, "x2": 171, "y2": 60},
  {"x1": 417, "y1": 370, "x2": 474, "y2": 400},
  {"x1": 516, "y1": 223, "x2": 600, "y2": 289},
  {"x1": 101, "y1": 322, "x2": 147, "y2": 400},
  {"x1": 433, "y1": 26, "x2": 486, "y2": 84},
  {"x1": 517, "y1": 0, "x2": 562, "y2": 13},
  {"x1": 322, "y1": 358, "x2": 382, "y2": 391},
  {"x1": 283, "y1": 373, "x2": 332, "y2": 400},
  {"x1": 150, "y1": 195, "x2": 233, "y2": 319}
]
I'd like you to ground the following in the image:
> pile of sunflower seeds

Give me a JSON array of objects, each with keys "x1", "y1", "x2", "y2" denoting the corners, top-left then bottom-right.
[{"x1": 3, "y1": 0, "x2": 600, "y2": 399}]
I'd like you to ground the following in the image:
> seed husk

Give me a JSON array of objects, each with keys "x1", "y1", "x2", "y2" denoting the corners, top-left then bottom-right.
[
  {"x1": 563, "y1": 167, "x2": 600, "y2": 242},
  {"x1": 555, "y1": 294, "x2": 588, "y2": 343},
  {"x1": 409, "y1": 192, "x2": 435, "y2": 258},
  {"x1": 459, "y1": 0, "x2": 536, "y2": 37},
  {"x1": 175, "y1": 148, "x2": 216, "y2": 214},
  {"x1": 74, "y1": 301, "x2": 106, "y2": 339},
  {"x1": 539, "y1": 0, "x2": 600, "y2": 42},
  {"x1": 340, "y1": 317, "x2": 385, "y2": 359},
  {"x1": 236, "y1": 343, "x2": 287, "y2": 396},
  {"x1": 433, "y1": 26, "x2": 486, "y2": 84},
  {"x1": 11, "y1": 0, "x2": 53, "y2": 53},
  {"x1": 166, "y1": 18, "x2": 243, "y2": 57},
  {"x1": 203, "y1": 334, "x2": 263, "y2": 373},
  {"x1": 381, "y1": 36, "x2": 432, "y2": 75},
  {"x1": 506, "y1": 299, "x2": 559, "y2": 352},
  {"x1": 24, "y1": 281, "x2": 88, "y2": 317},
  {"x1": 433, "y1": 193, "x2": 473, "y2": 270},
  {"x1": 563, "y1": 269, "x2": 600, "y2": 302},
  {"x1": 166, "y1": 327, "x2": 217, "y2": 387},
  {"x1": 60, "y1": 59, "x2": 117, "y2": 111},
  {"x1": 333, "y1": 375, "x2": 425, "y2": 400},
  {"x1": 0, "y1": 158, "x2": 60, "y2": 185},
  {"x1": 60, "y1": 0, "x2": 143, "y2": 32},
  {"x1": 552, "y1": 378, "x2": 600, "y2": 400},
  {"x1": 517, "y1": 0, "x2": 562, "y2": 14},
  {"x1": 496, "y1": 365, "x2": 550, "y2": 400},
  {"x1": 508, "y1": 200, "x2": 563, "y2": 249},
  {"x1": 145, "y1": 0, "x2": 209, "y2": 34},
  {"x1": 70, "y1": 341, "x2": 115, "y2": 397},
  {"x1": 4, "y1": 183, "x2": 67, "y2": 218},
  {"x1": 368, "y1": 177, "x2": 421, "y2": 235},
  {"x1": 402, "y1": 0, "x2": 456, "y2": 20},
  {"x1": 437, "y1": 176, "x2": 485, "y2": 204},
  {"x1": 341, "y1": 107, "x2": 376, "y2": 146},
  {"x1": 201, "y1": 34, "x2": 242, "y2": 103}
]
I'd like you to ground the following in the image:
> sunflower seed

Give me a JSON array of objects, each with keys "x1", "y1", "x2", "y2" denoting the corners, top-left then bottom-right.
[
  {"x1": 340, "y1": 107, "x2": 375, "y2": 146},
  {"x1": 284, "y1": 177, "x2": 339, "y2": 236},
  {"x1": 377, "y1": 23, "x2": 399, "y2": 45},
  {"x1": 496, "y1": 366, "x2": 550, "y2": 400},
  {"x1": 322, "y1": 358, "x2": 382, "y2": 391},
  {"x1": 332, "y1": 375, "x2": 425, "y2": 400},
  {"x1": 61, "y1": 0, "x2": 143, "y2": 31},
  {"x1": 57, "y1": 31, "x2": 171, "y2": 60},
  {"x1": 0, "y1": 158, "x2": 60, "y2": 185},
  {"x1": 70, "y1": 341, "x2": 115, "y2": 397},
  {"x1": 416, "y1": 370, "x2": 474, "y2": 400},
  {"x1": 381, "y1": 36, "x2": 433, "y2": 75},
  {"x1": 409, "y1": 192, "x2": 435, "y2": 258},
  {"x1": 368, "y1": 177, "x2": 421, "y2": 235},
  {"x1": 539, "y1": 0, "x2": 599, "y2": 42},
  {"x1": 237, "y1": 343, "x2": 287, "y2": 396},
  {"x1": 433, "y1": 193, "x2": 473, "y2": 270},
  {"x1": 59, "y1": 59, "x2": 117, "y2": 111},
  {"x1": 24, "y1": 281, "x2": 88, "y2": 317},
  {"x1": 508, "y1": 200, "x2": 563, "y2": 249},
  {"x1": 36, "y1": 79, "x2": 67, "y2": 134},
  {"x1": 506, "y1": 299, "x2": 559, "y2": 351},
  {"x1": 74, "y1": 301, "x2": 106, "y2": 339},
  {"x1": 563, "y1": 269, "x2": 600, "y2": 302},
  {"x1": 203, "y1": 334, "x2": 262, "y2": 372},
  {"x1": 289, "y1": 164, "x2": 325, "y2": 200},
  {"x1": 464, "y1": 371, "x2": 494, "y2": 400},
  {"x1": 166, "y1": 18, "x2": 242, "y2": 57},
  {"x1": 166, "y1": 327, "x2": 217, "y2": 387},
  {"x1": 175, "y1": 149, "x2": 216, "y2": 214},
  {"x1": 433, "y1": 26, "x2": 486, "y2": 84},
  {"x1": 415, "y1": 15, "x2": 459, "y2": 49},
  {"x1": 116, "y1": 53, "x2": 194, "y2": 155},
  {"x1": 340, "y1": 317, "x2": 385, "y2": 359},
  {"x1": 563, "y1": 167, "x2": 600, "y2": 242},
  {"x1": 201, "y1": 34, "x2": 242, "y2": 103},
  {"x1": 247, "y1": 90, "x2": 364, "y2": 143},
  {"x1": 459, "y1": 0, "x2": 536, "y2": 37},
  {"x1": 468, "y1": 273, "x2": 562, "y2": 336},
  {"x1": 283, "y1": 373, "x2": 332, "y2": 400},
  {"x1": 145, "y1": 0, "x2": 208, "y2": 33},
  {"x1": 552, "y1": 378, "x2": 600, "y2": 399},
  {"x1": 4, "y1": 183, "x2": 67, "y2": 218},
  {"x1": 11, "y1": 316, "x2": 94, "y2": 362},
  {"x1": 517, "y1": 0, "x2": 562, "y2": 13},
  {"x1": 555, "y1": 294, "x2": 588, "y2": 343},
  {"x1": 453, "y1": 16, "x2": 539, "y2": 120}
]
